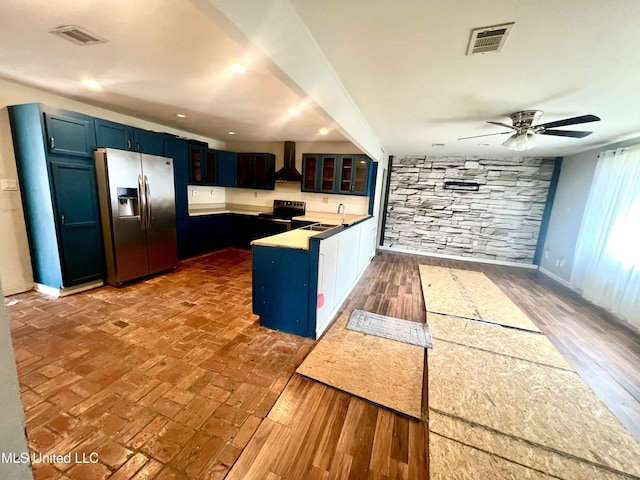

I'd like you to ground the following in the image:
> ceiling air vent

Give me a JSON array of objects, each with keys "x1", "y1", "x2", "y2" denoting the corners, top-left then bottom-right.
[
  {"x1": 466, "y1": 22, "x2": 514, "y2": 56},
  {"x1": 49, "y1": 25, "x2": 107, "y2": 46}
]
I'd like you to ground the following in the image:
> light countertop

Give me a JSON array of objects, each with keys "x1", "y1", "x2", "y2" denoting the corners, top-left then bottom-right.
[
  {"x1": 293, "y1": 212, "x2": 370, "y2": 226},
  {"x1": 251, "y1": 229, "x2": 320, "y2": 250},
  {"x1": 188, "y1": 203, "x2": 269, "y2": 217}
]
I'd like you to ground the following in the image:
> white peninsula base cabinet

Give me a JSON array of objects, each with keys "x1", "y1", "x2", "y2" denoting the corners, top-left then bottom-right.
[{"x1": 316, "y1": 217, "x2": 376, "y2": 337}]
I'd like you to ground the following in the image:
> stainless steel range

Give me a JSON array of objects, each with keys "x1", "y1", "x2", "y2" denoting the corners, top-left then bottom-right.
[{"x1": 259, "y1": 200, "x2": 306, "y2": 224}]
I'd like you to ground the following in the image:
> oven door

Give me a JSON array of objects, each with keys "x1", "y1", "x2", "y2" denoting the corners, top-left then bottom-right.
[{"x1": 256, "y1": 216, "x2": 292, "y2": 237}]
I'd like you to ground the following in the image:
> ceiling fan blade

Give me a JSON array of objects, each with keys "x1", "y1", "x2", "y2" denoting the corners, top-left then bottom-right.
[
  {"x1": 539, "y1": 129, "x2": 592, "y2": 138},
  {"x1": 537, "y1": 114, "x2": 600, "y2": 129},
  {"x1": 487, "y1": 121, "x2": 515, "y2": 129},
  {"x1": 457, "y1": 131, "x2": 512, "y2": 140}
]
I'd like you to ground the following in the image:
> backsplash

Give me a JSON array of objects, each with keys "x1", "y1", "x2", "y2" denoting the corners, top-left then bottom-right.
[
  {"x1": 187, "y1": 182, "x2": 369, "y2": 215},
  {"x1": 383, "y1": 156, "x2": 556, "y2": 264}
]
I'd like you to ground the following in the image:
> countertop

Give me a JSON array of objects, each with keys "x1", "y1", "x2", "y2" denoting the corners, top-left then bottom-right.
[
  {"x1": 188, "y1": 203, "x2": 268, "y2": 217},
  {"x1": 188, "y1": 204, "x2": 370, "y2": 226},
  {"x1": 251, "y1": 229, "x2": 320, "y2": 250},
  {"x1": 293, "y1": 212, "x2": 370, "y2": 226}
]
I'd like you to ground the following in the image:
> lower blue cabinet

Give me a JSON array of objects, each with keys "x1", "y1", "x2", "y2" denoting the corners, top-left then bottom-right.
[{"x1": 252, "y1": 245, "x2": 314, "y2": 338}]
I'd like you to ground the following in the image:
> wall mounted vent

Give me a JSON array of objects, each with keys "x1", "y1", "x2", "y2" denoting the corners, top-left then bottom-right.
[
  {"x1": 466, "y1": 23, "x2": 514, "y2": 56},
  {"x1": 49, "y1": 25, "x2": 107, "y2": 46}
]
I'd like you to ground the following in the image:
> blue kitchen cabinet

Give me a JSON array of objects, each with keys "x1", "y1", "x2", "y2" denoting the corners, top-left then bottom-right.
[
  {"x1": 302, "y1": 153, "x2": 373, "y2": 196},
  {"x1": 50, "y1": 160, "x2": 104, "y2": 285},
  {"x1": 9, "y1": 103, "x2": 104, "y2": 291},
  {"x1": 43, "y1": 109, "x2": 96, "y2": 157},
  {"x1": 237, "y1": 153, "x2": 275, "y2": 190},
  {"x1": 188, "y1": 214, "x2": 231, "y2": 256},
  {"x1": 188, "y1": 143, "x2": 217, "y2": 185},
  {"x1": 336, "y1": 155, "x2": 371, "y2": 195},
  {"x1": 164, "y1": 136, "x2": 191, "y2": 258},
  {"x1": 95, "y1": 118, "x2": 164, "y2": 155},
  {"x1": 215, "y1": 149, "x2": 238, "y2": 187},
  {"x1": 301, "y1": 154, "x2": 338, "y2": 193},
  {"x1": 253, "y1": 245, "x2": 315, "y2": 337}
]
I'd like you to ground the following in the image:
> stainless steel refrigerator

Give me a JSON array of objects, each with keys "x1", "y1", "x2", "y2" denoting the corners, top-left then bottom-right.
[{"x1": 94, "y1": 148, "x2": 178, "y2": 286}]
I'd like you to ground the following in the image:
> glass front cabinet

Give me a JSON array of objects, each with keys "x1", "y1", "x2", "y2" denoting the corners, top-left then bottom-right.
[{"x1": 302, "y1": 153, "x2": 371, "y2": 196}]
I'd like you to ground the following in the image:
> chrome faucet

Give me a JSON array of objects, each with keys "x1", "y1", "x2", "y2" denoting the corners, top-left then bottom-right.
[{"x1": 337, "y1": 203, "x2": 346, "y2": 224}]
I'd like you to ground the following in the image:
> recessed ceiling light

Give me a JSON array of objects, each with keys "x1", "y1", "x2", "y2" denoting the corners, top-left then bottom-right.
[
  {"x1": 228, "y1": 131, "x2": 235, "y2": 135},
  {"x1": 229, "y1": 63, "x2": 246, "y2": 73},
  {"x1": 319, "y1": 128, "x2": 329, "y2": 135},
  {"x1": 81, "y1": 79, "x2": 101, "y2": 90},
  {"x1": 288, "y1": 108, "x2": 301, "y2": 115},
  {"x1": 175, "y1": 113, "x2": 186, "y2": 118}
]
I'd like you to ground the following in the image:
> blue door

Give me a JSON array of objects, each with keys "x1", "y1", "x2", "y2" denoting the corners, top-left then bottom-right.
[{"x1": 50, "y1": 161, "x2": 105, "y2": 285}]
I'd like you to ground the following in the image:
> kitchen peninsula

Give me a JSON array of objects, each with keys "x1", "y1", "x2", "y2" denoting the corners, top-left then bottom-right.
[{"x1": 251, "y1": 215, "x2": 376, "y2": 339}]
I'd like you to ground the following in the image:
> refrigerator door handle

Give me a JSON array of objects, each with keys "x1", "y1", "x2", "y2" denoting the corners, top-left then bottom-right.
[
  {"x1": 144, "y1": 175, "x2": 152, "y2": 230},
  {"x1": 138, "y1": 174, "x2": 146, "y2": 231}
]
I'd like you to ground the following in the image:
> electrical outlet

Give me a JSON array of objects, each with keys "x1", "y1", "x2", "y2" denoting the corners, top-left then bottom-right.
[
  {"x1": 0, "y1": 179, "x2": 18, "y2": 191},
  {"x1": 191, "y1": 190, "x2": 198, "y2": 196},
  {"x1": 322, "y1": 197, "x2": 328, "y2": 204},
  {"x1": 254, "y1": 191, "x2": 258, "y2": 198},
  {"x1": 210, "y1": 189, "x2": 216, "y2": 196}
]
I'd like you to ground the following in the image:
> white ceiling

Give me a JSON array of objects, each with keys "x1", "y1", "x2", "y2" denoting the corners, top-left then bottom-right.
[{"x1": 2, "y1": 0, "x2": 640, "y2": 159}]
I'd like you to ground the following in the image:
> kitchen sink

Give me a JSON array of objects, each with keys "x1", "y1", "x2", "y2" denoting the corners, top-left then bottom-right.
[{"x1": 300, "y1": 223, "x2": 339, "y2": 232}]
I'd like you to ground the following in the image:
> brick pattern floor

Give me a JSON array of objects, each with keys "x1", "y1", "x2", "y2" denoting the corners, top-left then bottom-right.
[{"x1": 7, "y1": 248, "x2": 314, "y2": 480}]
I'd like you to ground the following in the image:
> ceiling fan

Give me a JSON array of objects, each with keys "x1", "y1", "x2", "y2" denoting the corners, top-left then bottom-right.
[{"x1": 458, "y1": 110, "x2": 601, "y2": 151}]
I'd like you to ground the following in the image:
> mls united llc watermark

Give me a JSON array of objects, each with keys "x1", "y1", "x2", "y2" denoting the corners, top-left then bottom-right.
[{"x1": 1, "y1": 451, "x2": 99, "y2": 464}]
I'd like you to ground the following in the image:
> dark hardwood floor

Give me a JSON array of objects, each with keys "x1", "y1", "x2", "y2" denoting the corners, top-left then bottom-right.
[{"x1": 5, "y1": 247, "x2": 640, "y2": 479}]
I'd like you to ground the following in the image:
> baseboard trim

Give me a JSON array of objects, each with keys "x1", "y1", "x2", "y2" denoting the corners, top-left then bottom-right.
[
  {"x1": 2, "y1": 282, "x2": 34, "y2": 297},
  {"x1": 378, "y1": 246, "x2": 538, "y2": 269},
  {"x1": 35, "y1": 280, "x2": 103, "y2": 298},
  {"x1": 538, "y1": 267, "x2": 573, "y2": 289}
]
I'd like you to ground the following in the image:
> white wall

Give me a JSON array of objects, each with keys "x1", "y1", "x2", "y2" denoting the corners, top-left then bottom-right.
[
  {"x1": 0, "y1": 78, "x2": 225, "y2": 296},
  {"x1": 541, "y1": 136, "x2": 640, "y2": 283}
]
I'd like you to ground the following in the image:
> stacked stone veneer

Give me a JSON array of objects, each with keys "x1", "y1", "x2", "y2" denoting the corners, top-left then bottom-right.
[{"x1": 383, "y1": 156, "x2": 556, "y2": 264}]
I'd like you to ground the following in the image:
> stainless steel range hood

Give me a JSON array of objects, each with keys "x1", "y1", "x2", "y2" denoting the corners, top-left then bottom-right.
[{"x1": 275, "y1": 141, "x2": 302, "y2": 182}]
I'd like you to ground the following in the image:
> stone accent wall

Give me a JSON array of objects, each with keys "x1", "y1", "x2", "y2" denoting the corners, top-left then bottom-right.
[{"x1": 383, "y1": 156, "x2": 556, "y2": 264}]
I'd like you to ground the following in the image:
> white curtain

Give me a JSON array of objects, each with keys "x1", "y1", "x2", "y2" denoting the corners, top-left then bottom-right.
[{"x1": 571, "y1": 146, "x2": 640, "y2": 330}]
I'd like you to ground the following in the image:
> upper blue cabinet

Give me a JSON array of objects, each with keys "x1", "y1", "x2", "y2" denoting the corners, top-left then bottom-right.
[
  {"x1": 237, "y1": 153, "x2": 275, "y2": 190},
  {"x1": 44, "y1": 110, "x2": 96, "y2": 157},
  {"x1": 302, "y1": 153, "x2": 372, "y2": 196},
  {"x1": 95, "y1": 118, "x2": 164, "y2": 156}
]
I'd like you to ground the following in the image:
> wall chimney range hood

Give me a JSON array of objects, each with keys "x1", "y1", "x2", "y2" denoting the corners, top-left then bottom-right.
[{"x1": 275, "y1": 141, "x2": 302, "y2": 182}]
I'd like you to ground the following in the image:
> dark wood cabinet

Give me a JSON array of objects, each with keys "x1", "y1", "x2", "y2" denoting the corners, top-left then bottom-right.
[
  {"x1": 9, "y1": 103, "x2": 104, "y2": 290},
  {"x1": 302, "y1": 153, "x2": 372, "y2": 196}
]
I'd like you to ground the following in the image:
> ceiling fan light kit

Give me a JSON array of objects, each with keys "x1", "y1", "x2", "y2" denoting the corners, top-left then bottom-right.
[
  {"x1": 502, "y1": 132, "x2": 536, "y2": 151},
  {"x1": 458, "y1": 110, "x2": 601, "y2": 151}
]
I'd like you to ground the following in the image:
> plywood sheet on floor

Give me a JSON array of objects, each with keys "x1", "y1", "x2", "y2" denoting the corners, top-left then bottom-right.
[
  {"x1": 427, "y1": 313, "x2": 572, "y2": 370},
  {"x1": 429, "y1": 432, "x2": 558, "y2": 480},
  {"x1": 296, "y1": 311, "x2": 424, "y2": 419},
  {"x1": 419, "y1": 265, "x2": 540, "y2": 332},
  {"x1": 428, "y1": 341, "x2": 640, "y2": 477},
  {"x1": 430, "y1": 411, "x2": 635, "y2": 480}
]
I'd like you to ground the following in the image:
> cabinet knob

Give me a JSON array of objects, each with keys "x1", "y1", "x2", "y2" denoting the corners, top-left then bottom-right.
[
  {"x1": 50, "y1": 137, "x2": 55, "y2": 149},
  {"x1": 127, "y1": 140, "x2": 132, "y2": 150},
  {"x1": 61, "y1": 214, "x2": 65, "y2": 225}
]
